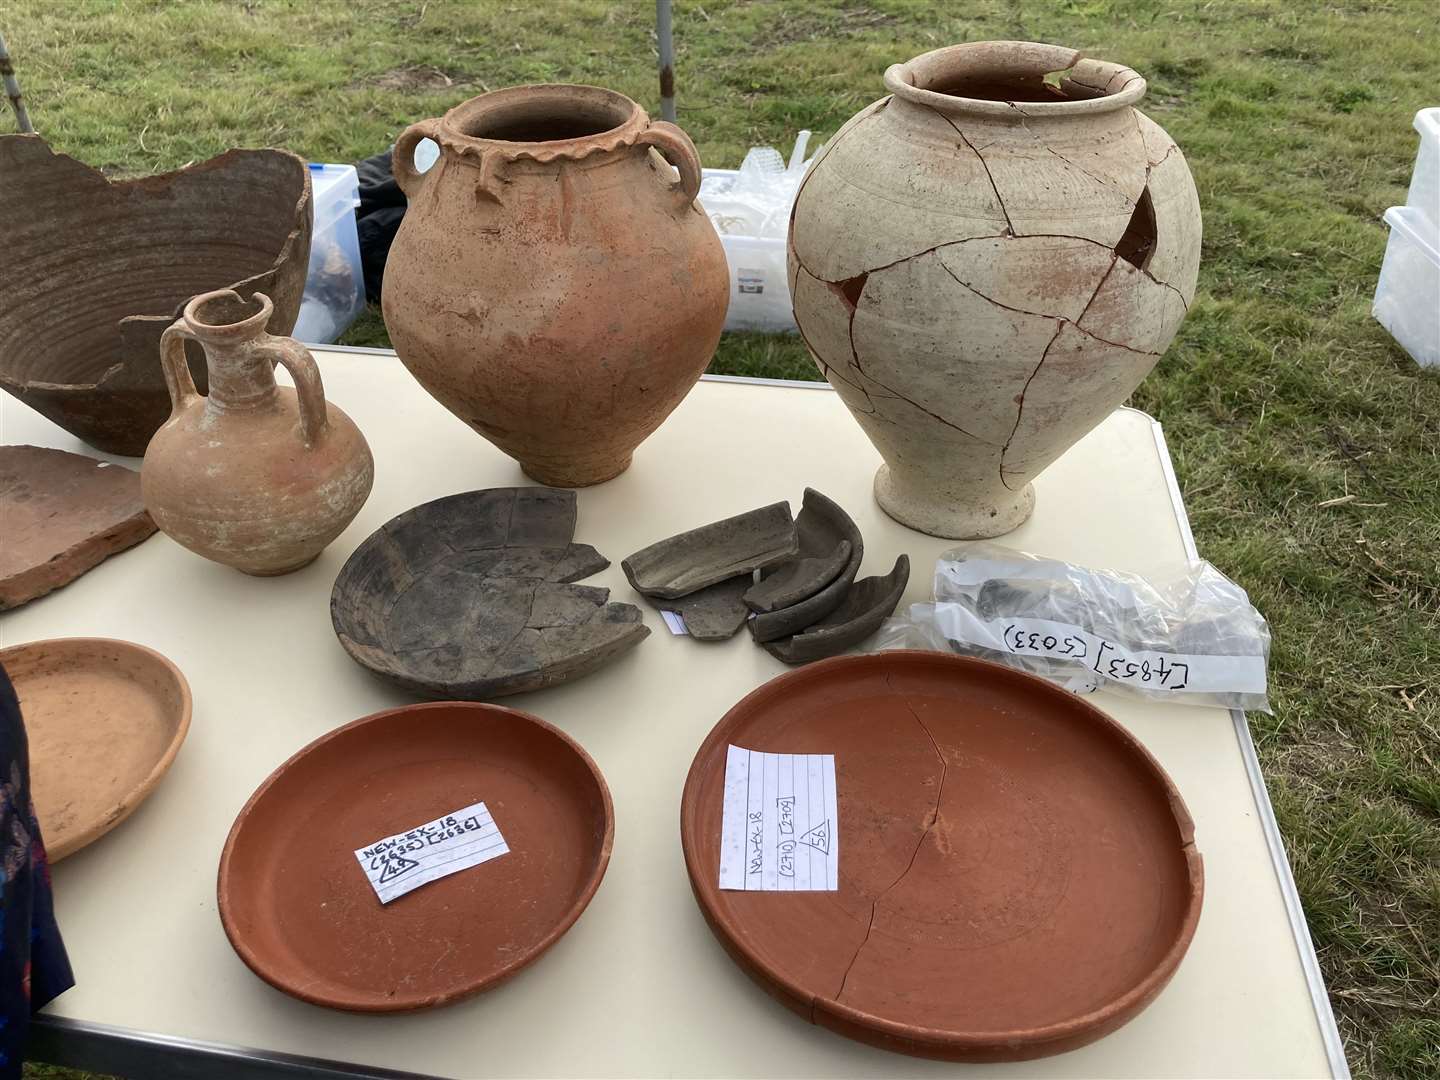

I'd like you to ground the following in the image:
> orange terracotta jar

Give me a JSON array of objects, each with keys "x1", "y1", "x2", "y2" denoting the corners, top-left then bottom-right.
[{"x1": 383, "y1": 85, "x2": 729, "y2": 487}]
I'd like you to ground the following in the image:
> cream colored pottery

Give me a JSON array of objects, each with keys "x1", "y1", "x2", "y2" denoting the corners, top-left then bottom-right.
[{"x1": 789, "y1": 41, "x2": 1201, "y2": 538}]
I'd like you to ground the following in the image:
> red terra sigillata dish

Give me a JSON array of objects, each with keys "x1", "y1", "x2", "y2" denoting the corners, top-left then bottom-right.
[
  {"x1": 680, "y1": 650, "x2": 1203, "y2": 1061},
  {"x1": 218, "y1": 701, "x2": 613, "y2": 1012}
]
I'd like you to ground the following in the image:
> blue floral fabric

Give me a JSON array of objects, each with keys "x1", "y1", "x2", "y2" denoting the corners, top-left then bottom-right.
[{"x1": 0, "y1": 664, "x2": 74, "y2": 1078}]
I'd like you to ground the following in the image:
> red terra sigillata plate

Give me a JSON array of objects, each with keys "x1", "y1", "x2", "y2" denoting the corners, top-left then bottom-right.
[
  {"x1": 680, "y1": 650, "x2": 1202, "y2": 1061},
  {"x1": 219, "y1": 701, "x2": 613, "y2": 1011}
]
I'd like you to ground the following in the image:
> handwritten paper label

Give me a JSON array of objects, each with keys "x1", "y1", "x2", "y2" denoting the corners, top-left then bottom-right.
[
  {"x1": 660, "y1": 610, "x2": 689, "y2": 636},
  {"x1": 719, "y1": 746, "x2": 837, "y2": 891},
  {"x1": 354, "y1": 801, "x2": 508, "y2": 904},
  {"x1": 929, "y1": 606, "x2": 1267, "y2": 695}
]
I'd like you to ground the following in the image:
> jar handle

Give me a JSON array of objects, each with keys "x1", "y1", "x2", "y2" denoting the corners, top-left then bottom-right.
[
  {"x1": 256, "y1": 336, "x2": 329, "y2": 448},
  {"x1": 392, "y1": 119, "x2": 441, "y2": 199},
  {"x1": 158, "y1": 322, "x2": 201, "y2": 412},
  {"x1": 637, "y1": 121, "x2": 703, "y2": 209}
]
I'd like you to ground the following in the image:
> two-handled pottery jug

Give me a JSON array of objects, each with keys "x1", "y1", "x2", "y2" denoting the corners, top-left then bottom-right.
[{"x1": 141, "y1": 289, "x2": 373, "y2": 575}]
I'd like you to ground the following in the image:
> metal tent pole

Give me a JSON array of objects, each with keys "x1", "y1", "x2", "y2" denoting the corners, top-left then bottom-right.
[
  {"x1": 656, "y1": 0, "x2": 676, "y2": 123},
  {"x1": 0, "y1": 30, "x2": 35, "y2": 133}
]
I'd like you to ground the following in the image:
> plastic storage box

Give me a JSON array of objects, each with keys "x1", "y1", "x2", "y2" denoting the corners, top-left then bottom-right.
[
  {"x1": 699, "y1": 167, "x2": 795, "y2": 334},
  {"x1": 1406, "y1": 108, "x2": 1440, "y2": 231},
  {"x1": 293, "y1": 163, "x2": 365, "y2": 344},
  {"x1": 1373, "y1": 205, "x2": 1439, "y2": 368}
]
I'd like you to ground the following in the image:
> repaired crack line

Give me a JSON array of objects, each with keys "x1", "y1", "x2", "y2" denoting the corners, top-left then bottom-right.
[{"x1": 833, "y1": 679, "x2": 950, "y2": 1003}]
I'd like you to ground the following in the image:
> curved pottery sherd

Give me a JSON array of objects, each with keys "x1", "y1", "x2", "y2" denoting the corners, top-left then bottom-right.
[
  {"x1": 680, "y1": 651, "x2": 1203, "y2": 1061},
  {"x1": 622, "y1": 501, "x2": 797, "y2": 600},
  {"x1": 383, "y1": 84, "x2": 729, "y2": 486},
  {"x1": 789, "y1": 42, "x2": 1201, "y2": 538},
  {"x1": 748, "y1": 489, "x2": 864, "y2": 643},
  {"x1": 141, "y1": 290, "x2": 373, "y2": 576},
  {"x1": 219, "y1": 701, "x2": 613, "y2": 1012},
  {"x1": 764, "y1": 554, "x2": 910, "y2": 664},
  {"x1": 0, "y1": 136, "x2": 311, "y2": 456},
  {"x1": 332, "y1": 487, "x2": 648, "y2": 699},
  {"x1": 1, "y1": 637, "x2": 191, "y2": 861}
]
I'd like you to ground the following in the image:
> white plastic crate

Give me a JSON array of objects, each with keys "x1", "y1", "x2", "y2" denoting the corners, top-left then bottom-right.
[
  {"x1": 1405, "y1": 108, "x2": 1440, "y2": 232},
  {"x1": 1373, "y1": 206, "x2": 1440, "y2": 368},
  {"x1": 294, "y1": 163, "x2": 366, "y2": 344},
  {"x1": 699, "y1": 167, "x2": 796, "y2": 334}
]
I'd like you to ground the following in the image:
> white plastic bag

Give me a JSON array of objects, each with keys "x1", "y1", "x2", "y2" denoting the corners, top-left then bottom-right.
[{"x1": 876, "y1": 543, "x2": 1272, "y2": 712}]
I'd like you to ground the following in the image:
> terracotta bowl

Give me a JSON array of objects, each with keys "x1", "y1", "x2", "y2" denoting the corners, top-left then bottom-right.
[
  {"x1": 0, "y1": 637, "x2": 192, "y2": 861},
  {"x1": 0, "y1": 135, "x2": 311, "y2": 456},
  {"x1": 219, "y1": 701, "x2": 614, "y2": 1012},
  {"x1": 680, "y1": 650, "x2": 1203, "y2": 1062}
]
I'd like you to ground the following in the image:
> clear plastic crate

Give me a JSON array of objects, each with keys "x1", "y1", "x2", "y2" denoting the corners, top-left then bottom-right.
[
  {"x1": 293, "y1": 163, "x2": 365, "y2": 344},
  {"x1": 1373, "y1": 206, "x2": 1440, "y2": 368},
  {"x1": 699, "y1": 168, "x2": 795, "y2": 334},
  {"x1": 1406, "y1": 108, "x2": 1440, "y2": 233}
]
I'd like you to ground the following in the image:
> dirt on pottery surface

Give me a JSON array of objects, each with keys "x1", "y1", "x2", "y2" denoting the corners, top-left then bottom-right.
[
  {"x1": 1, "y1": 637, "x2": 191, "y2": 861},
  {"x1": 681, "y1": 651, "x2": 1202, "y2": 1061},
  {"x1": 0, "y1": 135, "x2": 311, "y2": 457},
  {"x1": 382, "y1": 84, "x2": 730, "y2": 487},
  {"x1": 219, "y1": 701, "x2": 613, "y2": 1012},
  {"x1": 141, "y1": 289, "x2": 373, "y2": 576},
  {"x1": 331, "y1": 487, "x2": 648, "y2": 699},
  {"x1": 789, "y1": 42, "x2": 1201, "y2": 539},
  {"x1": 0, "y1": 445, "x2": 156, "y2": 610}
]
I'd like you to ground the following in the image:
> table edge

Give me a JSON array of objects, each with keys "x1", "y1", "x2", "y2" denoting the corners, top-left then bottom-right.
[{"x1": 1150, "y1": 420, "x2": 1350, "y2": 1080}]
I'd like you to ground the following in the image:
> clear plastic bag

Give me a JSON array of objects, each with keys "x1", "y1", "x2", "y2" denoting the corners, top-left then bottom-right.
[
  {"x1": 697, "y1": 132, "x2": 819, "y2": 238},
  {"x1": 875, "y1": 543, "x2": 1272, "y2": 712}
]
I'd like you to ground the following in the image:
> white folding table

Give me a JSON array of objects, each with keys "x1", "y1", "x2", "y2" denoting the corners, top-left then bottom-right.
[{"x1": 1, "y1": 349, "x2": 1347, "y2": 1078}]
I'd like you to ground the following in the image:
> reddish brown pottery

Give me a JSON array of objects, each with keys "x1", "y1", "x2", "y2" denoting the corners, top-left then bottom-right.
[
  {"x1": 383, "y1": 84, "x2": 729, "y2": 486},
  {"x1": 141, "y1": 289, "x2": 373, "y2": 575},
  {"x1": 218, "y1": 701, "x2": 614, "y2": 1012},
  {"x1": 0, "y1": 135, "x2": 310, "y2": 456},
  {"x1": 680, "y1": 651, "x2": 1203, "y2": 1062}
]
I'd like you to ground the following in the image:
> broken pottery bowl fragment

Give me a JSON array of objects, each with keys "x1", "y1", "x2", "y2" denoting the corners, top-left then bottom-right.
[
  {"x1": 747, "y1": 489, "x2": 864, "y2": 643},
  {"x1": 764, "y1": 555, "x2": 911, "y2": 664},
  {"x1": 743, "y1": 540, "x2": 851, "y2": 614},
  {"x1": 644, "y1": 574, "x2": 754, "y2": 642},
  {"x1": 331, "y1": 487, "x2": 647, "y2": 699},
  {"x1": 622, "y1": 501, "x2": 797, "y2": 600},
  {"x1": 0, "y1": 135, "x2": 311, "y2": 456}
]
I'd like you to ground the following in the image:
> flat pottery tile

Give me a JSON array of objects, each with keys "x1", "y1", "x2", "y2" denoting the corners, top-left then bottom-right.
[
  {"x1": 764, "y1": 554, "x2": 911, "y2": 664},
  {"x1": 645, "y1": 574, "x2": 753, "y2": 641},
  {"x1": 622, "y1": 501, "x2": 797, "y2": 600},
  {"x1": 331, "y1": 488, "x2": 647, "y2": 699},
  {"x1": 748, "y1": 490, "x2": 864, "y2": 643},
  {"x1": 1, "y1": 637, "x2": 191, "y2": 860},
  {"x1": 0, "y1": 445, "x2": 156, "y2": 610},
  {"x1": 680, "y1": 652, "x2": 1203, "y2": 1061}
]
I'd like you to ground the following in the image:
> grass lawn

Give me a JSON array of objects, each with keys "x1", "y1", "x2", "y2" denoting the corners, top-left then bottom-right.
[{"x1": 5, "y1": 1, "x2": 1438, "y2": 1077}]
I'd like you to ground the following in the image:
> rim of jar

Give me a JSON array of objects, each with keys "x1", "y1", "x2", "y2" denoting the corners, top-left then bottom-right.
[
  {"x1": 436, "y1": 83, "x2": 647, "y2": 162},
  {"x1": 883, "y1": 40, "x2": 1146, "y2": 120}
]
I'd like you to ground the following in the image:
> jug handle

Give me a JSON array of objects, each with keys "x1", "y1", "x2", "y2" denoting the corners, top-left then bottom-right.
[
  {"x1": 637, "y1": 121, "x2": 702, "y2": 209},
  {"x1": 257, "y1": 336, "x2": 330, "y2": 449},
  {"x1": 159, "y1": 322, "x2": 201, "y2": 412},
  {"x1": 393, "y1": 119, "x2": 441, "y2": 199}
]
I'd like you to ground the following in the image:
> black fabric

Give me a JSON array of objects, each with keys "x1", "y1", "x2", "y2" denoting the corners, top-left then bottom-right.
[
  {"x1": 0, "y1": 665, "x2": 74, "y2": 1079},
  {"x1": 355, "y1": 149, "x2": 407, "y2": 301}
]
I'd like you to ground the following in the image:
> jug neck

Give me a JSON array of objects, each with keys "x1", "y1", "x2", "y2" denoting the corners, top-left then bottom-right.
[{"x1": 180, "y1": 290, "x2": 278, "y2": 410}]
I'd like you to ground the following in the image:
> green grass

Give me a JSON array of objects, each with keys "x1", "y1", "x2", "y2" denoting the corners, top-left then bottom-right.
[{"x1": 5, "y1": 1, "x2": 1439, "y2": 1077}]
